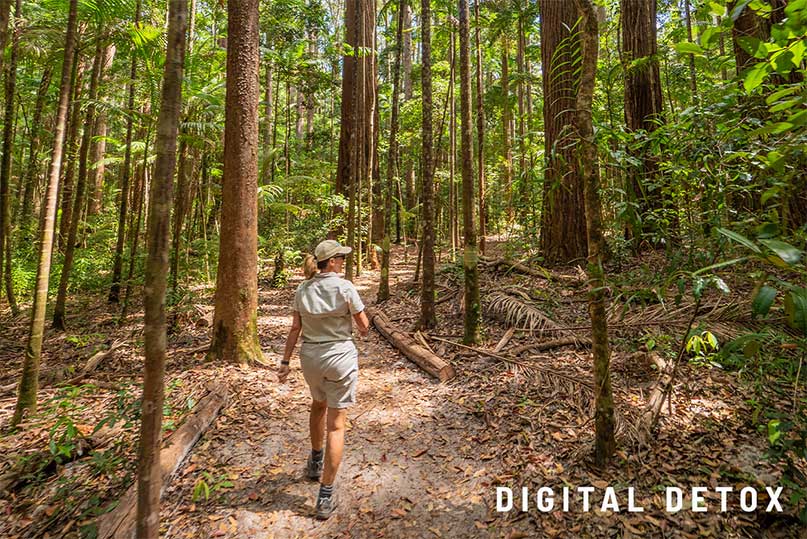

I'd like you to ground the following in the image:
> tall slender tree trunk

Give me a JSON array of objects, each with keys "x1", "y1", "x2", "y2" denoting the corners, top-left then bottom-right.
[
  {"x1": 419, "y1": 0, "x2": 436, "y2": 329},
  {"x1": 109, "y1": 0, "x2": 142, "y2": 303},
  {"x1": 136, "y1": 0, "x2": 187, "y2": 535},
  {"x1": 17, "y1": 66, "x2": 52, "y2": 231},
  {"x1": 57, "y1": 53, "x2": 85, "y2": 252},
  {"x1": 12, "y1": 0, "x2": 78, "y2": 426},
  {"x1": 379, "y1": 0, "x2": 406, "y2": 302},
  {"x1": 474, "y1": 0, "x2": 486, "y2": 254},
  {"x1": 539, "y1": 0, "x2": 587, "y2": 264},
  {"x1": 683, "y1": 0, "x2": 698, "y2": 101},
  {"x1": 208, "y1": 0, "x2": 264, "y2": 365},
  {"x1": 88, "y1": 44, "x2": 116, "y2": 216},
  {"x1": 575, "y1": 0, "x2": 616, "y2": 466},
  {"x1": 121, "y1": 138, "x2": 148, "y2": 321},
  {"x1": 170, "y1": 139, "x2": 189, "y2": 291},
  {"x1": 459, "y1": 0, "x2": 480, "y2": 344},
  {"x1": 501, "y1": 35, "x2": 513, "y2": 222},
  {"x1": 53, "y1": 38, "x2": 105, "y2": 329},
  {"x1": 448, "y1": 32, "x2": 456, "y2": 259},
  {"x1": 0, "y1": 0, "x2": 20, "y2": 314}
]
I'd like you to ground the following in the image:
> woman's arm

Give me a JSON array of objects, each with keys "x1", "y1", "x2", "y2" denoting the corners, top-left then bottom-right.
[
  {"x1": 353, "y1": 310, "x2": 370, "y2": 337},
  {"x1": 278, "y1": 311, "x2": 302, "y2": 382}
]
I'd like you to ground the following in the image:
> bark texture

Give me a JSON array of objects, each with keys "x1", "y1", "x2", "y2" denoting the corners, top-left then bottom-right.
[
  {"x1": 576, "y1": 0, "x2": 616, "y2": 466},
  {"x1": 135, "y1": 0, "x2": 187, "y2": 534},
  {"x1": 459, "y1": 0, "x2": 480, "y2": 344},
  {"x1": 208, "y1": 0, "x2": 264, "y2": 365},
  {"x1": 539, "y1": 0, "x2": 587, "y2": 264},
  {"x1": 419, "y1": 0, "x2": 436, "y2": 329},
  {"x1": 12, "y1": 0, "x2": 78, "y2": 425}
]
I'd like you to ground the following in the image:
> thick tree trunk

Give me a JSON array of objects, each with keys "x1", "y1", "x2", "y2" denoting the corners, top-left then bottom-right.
[
  {"x1": 474, "y1": 0, "x2": 486, "y2": 254},
  {"x1": 575, "y1": 0, "x2": 616, "y2": 466},
  {"x1": 208, "y1": 0, "x2": 264, "y2": 365},
  {"x1": 109, "y1": 0, "x2": 142, "y2": 303},
  {"x1": 12, "y1": 0, "x2": 78, "y2": 426},
  {"x1": 135, "y1": 0, "x2": 187, "y2": 534},
  {"x1": 622, "y1": 0, "x2": 665, "y2": 242},
  {"x1": 459, "y1": 0, "x2": 480, "y2": 344},
  {"x1": 539, "y1": 0, "x2": 587, "y2": 264},
  {"x1": 418, "y1": 0, "x2": 436, "y2": 329},
  {"x1": 0, "y1": 0, "x2": 20, "y2": 314},
  {"x1": 54, "y1": 38, "x2": 105, "y2": 329},
  {"x1": 334, "y1": 0, "x2": 357, "y2": 201}
]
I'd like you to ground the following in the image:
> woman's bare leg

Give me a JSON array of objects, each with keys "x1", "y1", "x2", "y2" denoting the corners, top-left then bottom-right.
[
  {"x1": 321, "y1": 407, "x2": 347, "y2": 485},
  {"x1": 310, "y1": 399, "x2": 327, "y2": 451}
]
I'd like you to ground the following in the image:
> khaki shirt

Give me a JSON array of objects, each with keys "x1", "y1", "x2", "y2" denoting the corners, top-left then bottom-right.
[{"x1": 293, "y1": 272, "x2": 365, "y2": 343}]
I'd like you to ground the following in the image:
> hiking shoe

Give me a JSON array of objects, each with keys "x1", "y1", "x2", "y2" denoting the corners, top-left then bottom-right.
[
  {"x1": 305, "y1": 455, "x2": 323, "y2": 481},
  {"x1": 315, "y1": 491, "x2": 338, "y2": 520}
]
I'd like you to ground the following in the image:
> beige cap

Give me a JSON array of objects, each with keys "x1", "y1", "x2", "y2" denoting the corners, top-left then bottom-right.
[{"x1": 314, "y1": 239, "x2": 352, "y2": 261}]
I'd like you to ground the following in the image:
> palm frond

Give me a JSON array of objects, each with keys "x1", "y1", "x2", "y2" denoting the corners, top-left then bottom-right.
[{"x1": 483, "y1": 289, "x2": 560, "y2": 335}]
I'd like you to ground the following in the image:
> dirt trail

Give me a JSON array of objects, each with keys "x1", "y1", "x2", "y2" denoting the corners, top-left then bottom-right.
[{"x1": 163, "y1": 253, "x2": 499, "y2": 538}]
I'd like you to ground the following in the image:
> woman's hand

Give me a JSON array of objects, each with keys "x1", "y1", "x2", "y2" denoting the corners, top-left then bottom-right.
[{"x1": 277, "y1": 364, "x2": 291, "y2": 383}]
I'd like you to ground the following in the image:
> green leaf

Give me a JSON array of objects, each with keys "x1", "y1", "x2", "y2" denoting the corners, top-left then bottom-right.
[
  {"x1": 716, "y1": 228, "x2": 762, "y2": 254},
  {"x1": 674, "y1": 41, "x2": 704, "y2": 55},
  {"x1": 759, "y1": 239, "x2": 803, "y2": 265},
  {"x1": 768, "y1": 419, "x2": 782, "y2": 445},
  {"x1": 743, "y1": 62, "x2": 772, "y2": 92},
  {"x1": 693, "y1": 257, "x2": 748, "y2": 275},
  {"x1": 693, "y1": 276, "x2": 706, "y2": 299},
  {"x1": 755, "y1": 222, "x2": 779, "y2": 239},
  {"x1": 784, "y1": 288, "x2": 807, "y2": 336},
  {"x1": 752, "y1": 285, "x2": 777, "y2": 317}
]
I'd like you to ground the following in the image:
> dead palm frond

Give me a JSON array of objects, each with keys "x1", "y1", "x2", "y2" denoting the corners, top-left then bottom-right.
[
  {"x1": 483, "y1": 289, "x2": 560, "y2": 335},
  {"x1": 506, "y1": 360, "x2": 640, "y2": 445}
]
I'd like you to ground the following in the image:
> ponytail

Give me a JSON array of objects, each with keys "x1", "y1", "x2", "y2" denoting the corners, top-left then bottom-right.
[{"x1": 303, "y1": 254, "x2": 317, "y2": 280}]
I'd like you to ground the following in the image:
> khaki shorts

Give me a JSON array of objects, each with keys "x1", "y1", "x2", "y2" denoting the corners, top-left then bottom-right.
[{"x1": 300, "y1": 341, "x2": 358, "y2": 409}]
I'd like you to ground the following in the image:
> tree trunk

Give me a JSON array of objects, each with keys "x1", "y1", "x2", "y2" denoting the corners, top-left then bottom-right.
[
  {"x1": 459, "y1": 0, "x2": 480, "y2": 344},
  {"x1": 575, "y1": 0, "x2": 616, "y2": 466},
  {"x1": 474, "y1": 0, "x2": 486, "y2": 254},
  {"x1": 501, "y1": 35, "x2": 513, "y2": 222},
  {"x1": 0, "y1": 0, "x2": 20, "y2": 314},
  {"x1": 418, "y1": 0, "x2": 436, "y2": 329},
  {"x1": 334, "y1": 0, "x2": 358, "y2": 201},
  {"x1": 683, "y1": 0, "x2": 698, "y2": 101},
  {"x1": 170, "y1": 139, "x2": 189, "y2": 292},
  {"x1": 57, "y1": 52, "x2": 85, "y2": 252},
  {"x1": 539, "y1": 0, "x2": 587, "y2": 264},
  {"x1": 88, "y1": 44, "x2": 116, "y2": 215},
  {"x1": 379, "y1": 0, "x2": 406, "y2": 303},
  {"x1": 109, "y1": 0, "x2": 142, "y2": 303},
  {"x1": 621, "y1": 0, "x2": 665, "y2": 243},
  {"x1": 208, "y1": 0, "x2": 264, "y2": 365},
  {"x1": 729, "y1": 1, "x2": 771, "y2": 75},
  {"x1": 135, "y1": 0, "x2": 187, "y2": 534},
  {"x1": 121, "y1": 134, "x2": 149, "y2": 321},
  {"x1": 17, "y1": 66, "x2": 52, "y2": 232},
  {"x1": 12, "y1": 0, "x2": 78, "y2": 426},
  {"x1": 53, "y1": 37, "x2": 105, "y2": 330}
]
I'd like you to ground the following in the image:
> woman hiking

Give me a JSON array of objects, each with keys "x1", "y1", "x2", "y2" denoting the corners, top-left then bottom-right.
[{"x1": 277, "y1": 239, "x2": 370, "y2": 520}]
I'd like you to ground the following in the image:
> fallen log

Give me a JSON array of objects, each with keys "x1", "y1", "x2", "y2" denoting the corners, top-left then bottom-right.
[
  {"x1": 508, "y1": 337, "x2": 591, "y2": 356},
  {"x1": 96, "y1": 383, "x2": 228, "y2": 539},
  {"x1": 367, "y1": 308, "x2": 455, "y2": 382},
  {"x1": 479, "y1": 256, "x2": 582, "y2": 285}
]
